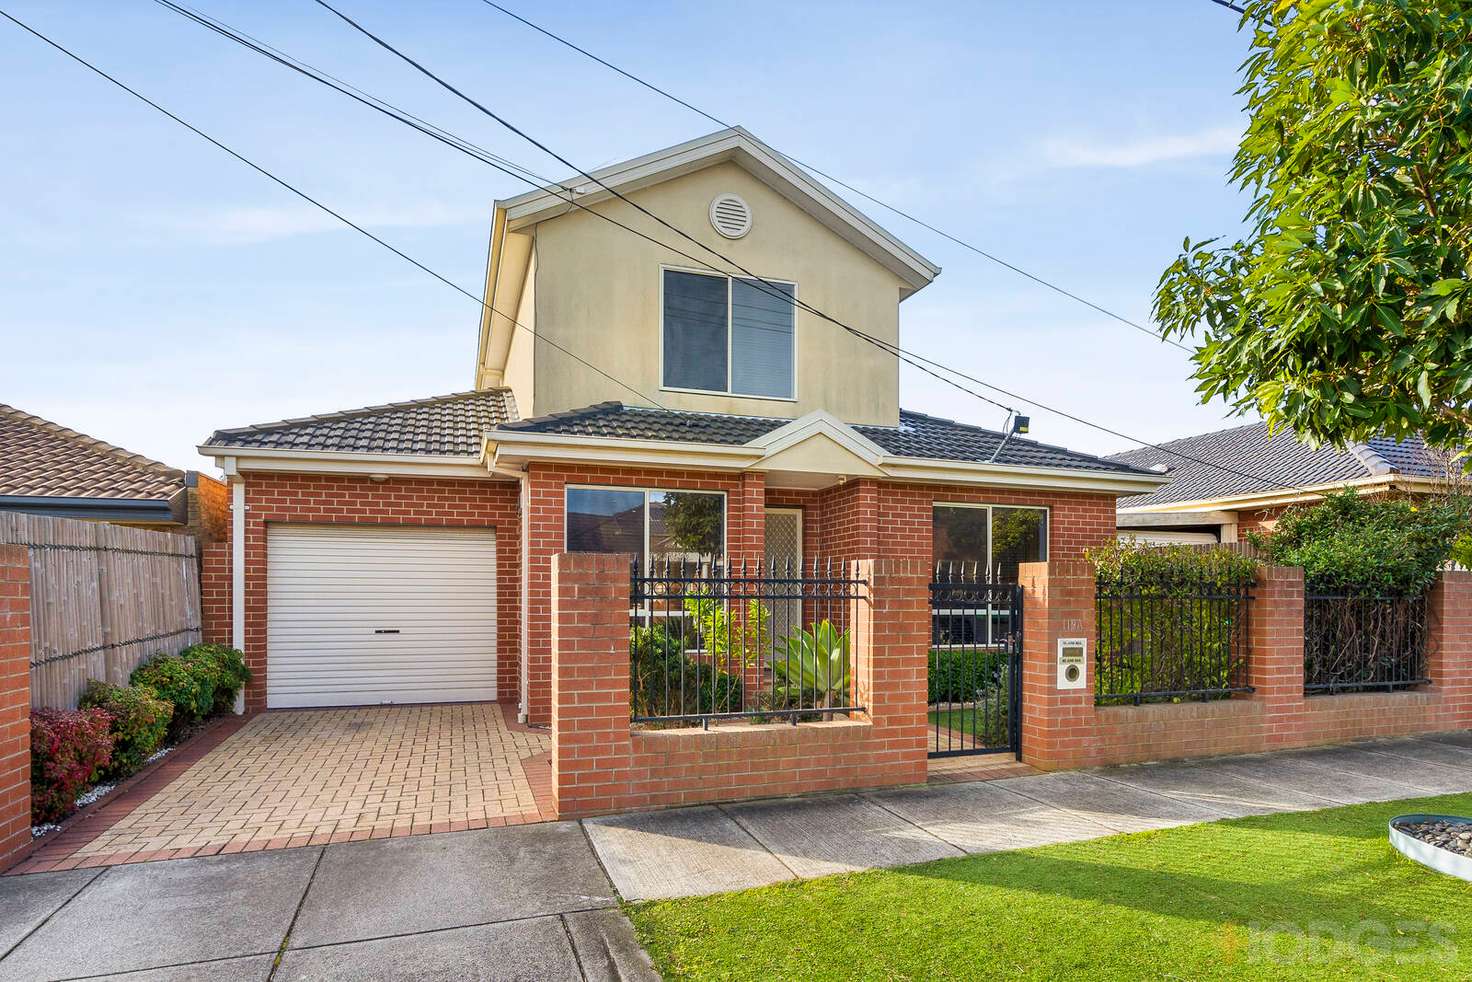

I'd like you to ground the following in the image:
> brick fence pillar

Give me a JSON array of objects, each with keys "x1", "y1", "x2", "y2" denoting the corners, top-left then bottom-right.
[
  {"x1": 551, "y1": 552, "x2": 634, "y2": 818},
  {"x1": 1428, "y1": 570, "x2": 1472, "y2": 730},
  {"x1": 1247, "y1": 565, "x2": 1305, "y2": 748},
  {"x1": 1018, "y1": 560, "x2": 1097, "y2": 770},
  {"x1": 0, "y1": 546, "x2": 32, "y2": 866},
  {"x1": 850, "y1": 559, "x2": 929, "y2": 785}
]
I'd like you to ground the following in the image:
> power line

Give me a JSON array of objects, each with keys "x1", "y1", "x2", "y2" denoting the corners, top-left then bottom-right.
[
  {"x1": 157, "y1": 0, "x2": 1020, "y2": 422},
  {"x1": 473, "y1": 0, "x2": 1193, "y2": 354},
  {"x1": 1208, "y1": 0, "x2": 1247, "y2": 14},
  {"x1": 150, "y1": 1, "x2": 1018, "y2": 430},
  {"x1": 310, "y1": 0, "x2": 1310, "y2": 492},
  {"x1": 19, "y1": 2, "x2": 1303, "y2": 494},
  {"x1": 0, "y1": 7, "x2": 669, "y2": 414}
]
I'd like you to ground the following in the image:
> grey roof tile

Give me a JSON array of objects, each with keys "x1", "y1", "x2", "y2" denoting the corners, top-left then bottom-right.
[
  {"x1": 204, "y1": 389, "x2": 518, "y2": 456},
  {"x1": 1108, "y1": 421, "x2": 1452, "y2": 509},
  {"x1": 499, "y1": 403, "x2": 1151, "y2": 475}
]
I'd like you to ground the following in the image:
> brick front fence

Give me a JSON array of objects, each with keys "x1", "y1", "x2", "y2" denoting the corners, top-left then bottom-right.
[
  {"x1": 551, "y1": 553, "x2": 1472, "y2": 818},
  {"x1": 1019, "y1": 562, "x2": 1472, "y2": 770},
  {"x1": 550, "y1": 553, "x2": 930, "y2": 818},
  {"x1": 0, "y1": 546, "x2": 32, "y2": 868}
]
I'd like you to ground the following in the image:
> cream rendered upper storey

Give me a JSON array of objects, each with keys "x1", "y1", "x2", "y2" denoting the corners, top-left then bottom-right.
[{"x1": 475, "y1": 127, "x2": 940, "y2": 428}]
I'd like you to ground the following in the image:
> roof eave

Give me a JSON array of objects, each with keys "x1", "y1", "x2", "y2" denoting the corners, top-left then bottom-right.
[{"x1": 197, "y1": 444, "x2": 505, "y2": 481}]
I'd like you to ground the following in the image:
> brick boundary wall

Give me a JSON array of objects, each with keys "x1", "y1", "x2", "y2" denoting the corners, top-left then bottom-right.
[
  {"x1": 203, "y1": 473, "x2": 521, "y2": 714},
  {"x1": 1020, "y1": 562, "x2": 1472, "y2": 770},
  {"x1": 0, "y1": 546, "x2": 31, "y2": 867},
  {"x1": 550, "y1": 552, "x2": 928, "y2": 818}
]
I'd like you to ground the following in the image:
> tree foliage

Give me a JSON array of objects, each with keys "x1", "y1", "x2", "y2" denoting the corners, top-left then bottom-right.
[{"x1": 1154, "y1": 0, "x2": 1472, "y2": 452}]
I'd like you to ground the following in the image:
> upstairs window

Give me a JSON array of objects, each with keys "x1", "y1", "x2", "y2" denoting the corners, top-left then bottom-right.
[{"x1": 662, "y1": 269, "x2": 795, "y2": 399}]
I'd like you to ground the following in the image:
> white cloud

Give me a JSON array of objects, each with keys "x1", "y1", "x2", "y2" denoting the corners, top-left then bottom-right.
[
  {"x1": 1042, "y1": 125, "x2": 1240, "y2": 169},
  {"x1": 137, "y1": 200, "x2": 474, "y2": 245}
]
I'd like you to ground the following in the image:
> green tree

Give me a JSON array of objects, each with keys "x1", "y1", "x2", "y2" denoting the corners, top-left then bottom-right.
[{"x1": 1154, "y1": 0, "x2": 1472, "y2": 453}]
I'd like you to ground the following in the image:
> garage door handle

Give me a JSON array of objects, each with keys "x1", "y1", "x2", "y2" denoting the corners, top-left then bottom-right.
[{"x1": 374, "y1": 629, "x2": 401, "y2": 634}]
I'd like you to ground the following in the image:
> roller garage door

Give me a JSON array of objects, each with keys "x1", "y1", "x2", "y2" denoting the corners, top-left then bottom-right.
[{"x1": 266, "y1": 525, "x2": 497, "y2": 709}]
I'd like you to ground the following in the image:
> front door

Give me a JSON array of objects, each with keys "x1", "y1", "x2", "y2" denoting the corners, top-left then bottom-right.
[{"x1": 764, "y1": 508, "x2": 803, "y2": 641}]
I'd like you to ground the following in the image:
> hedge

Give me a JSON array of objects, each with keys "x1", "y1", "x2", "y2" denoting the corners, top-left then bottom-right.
[{"x1": 78, "y1": 680, "x2": 172, "y2": 779}]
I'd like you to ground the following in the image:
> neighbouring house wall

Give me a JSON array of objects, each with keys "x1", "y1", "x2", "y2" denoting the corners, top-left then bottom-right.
[
  {"x1": 205, "y1": 473, "x2": 521, "y2": 714},
  {"x1": 550, "y1": 553, "x2": 928, "y2": 818},
  {"x1": 186, "y1": 472, "x2": 229, "y2": 547},
  {"x1": 0, "y1": 545, "x2": 31, "y2": 868},
  {"x1": 525, "y1": 161, "x2": 908, "y2": 426},
  {"x1": 1020, "y1": 562, "x2": 1472, "y2": 770}
]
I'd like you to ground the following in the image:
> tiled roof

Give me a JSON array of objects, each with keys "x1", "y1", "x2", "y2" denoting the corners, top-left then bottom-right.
[
  {"x1": 204, "y1": 389, "x2": 518, "y2": 457},
  {"x1": 0, "y1": 404, "x2": 185, "y2": 500},
  {"x1": 1109, "y1": 421, "x2": 1452, "y2": 509},
  {"x1": 498, "y1": 403, "x2": 1153, "y2": 475}
]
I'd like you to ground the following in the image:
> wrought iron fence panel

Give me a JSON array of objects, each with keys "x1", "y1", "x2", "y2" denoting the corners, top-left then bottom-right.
[
  {"x1": 1094, "y1": 571, "x2": 1252, "y2": 705},
  {"x1": 629, "y1": 557, "x2": 865, "y2": 727},
  {"x1": 1304, "y1": 593, "x2": 1429, "y2": 694},
  {"x1": 928, "y1": 563, "x2": 1022, "y2": 757}
]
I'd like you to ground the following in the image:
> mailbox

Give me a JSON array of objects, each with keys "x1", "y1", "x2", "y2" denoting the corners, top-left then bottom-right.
[{"x1": 1057, "y1": 637, "x2": 1087, "y2": 689}]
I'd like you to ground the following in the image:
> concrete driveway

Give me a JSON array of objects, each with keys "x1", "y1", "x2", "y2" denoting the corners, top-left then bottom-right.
[{"x1": 0, "y1": 821, "x2": 654, "y2": 981}]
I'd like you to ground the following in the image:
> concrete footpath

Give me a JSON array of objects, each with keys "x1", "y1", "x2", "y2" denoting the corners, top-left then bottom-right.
[
  {"x1": 584, "y1": 732, "x2": 1472, "y2": 900},
  {"x1": 0, "y1": 732, "x2": 1468, "y2": 979}
]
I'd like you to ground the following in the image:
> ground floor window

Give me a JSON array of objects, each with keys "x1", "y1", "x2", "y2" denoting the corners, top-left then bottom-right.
[
  {"x1": 932, "y1": 504, "x2": 1047, "y2": 645},
  {"x1": 565, "y1": 487, "x2": 725, "y2": 566}
]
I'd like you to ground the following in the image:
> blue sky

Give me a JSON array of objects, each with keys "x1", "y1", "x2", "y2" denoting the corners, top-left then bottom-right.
[{"x1": 1, "y1": 0, "x2": 1254, "y2": 472}]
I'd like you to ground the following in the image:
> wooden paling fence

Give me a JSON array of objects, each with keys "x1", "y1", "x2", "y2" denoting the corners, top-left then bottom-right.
[{"x1": 0, "y1": 513, "x2": 201, "y2": 709}]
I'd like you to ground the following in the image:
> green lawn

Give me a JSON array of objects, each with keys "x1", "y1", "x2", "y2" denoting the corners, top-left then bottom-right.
[{"x1": 627, "y1": 793, "x2": 1472, "y2": 980}]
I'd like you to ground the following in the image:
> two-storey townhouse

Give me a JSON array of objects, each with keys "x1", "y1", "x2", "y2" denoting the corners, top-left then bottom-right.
[{"x1": 199, "y1": 127, "x2": 1166, "y2": 721}]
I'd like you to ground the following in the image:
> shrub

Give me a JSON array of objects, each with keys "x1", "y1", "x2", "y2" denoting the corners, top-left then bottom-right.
[
  {"x1": 78, "y1": 680, "x2": 172, "y2": 779},
  {"x1": 928, "y1": 648, "x2": 1009, "y2": 704},
  {"x1": 131, "y1": 653, "x2": 214, "y2": 732},
  {"x1": 1253, "y1": 489, "x2": 1471, "y2": 596},
  {"x1": 31, "y1": 708, "x2": 114, "y2": 824},
  {"x1": 1087, "y1": 539, "x2": 1258, "y2": 593},
  {"x1": 179, "y1": 643, "x2": 250, "y2": 713},
  {"x1": 630, "y1": 623, "x2": 741, "y2": 721}
]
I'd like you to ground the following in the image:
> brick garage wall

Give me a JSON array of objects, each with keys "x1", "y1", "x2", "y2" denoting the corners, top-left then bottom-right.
[
  {"x1": 550, "y1": 552, "x2": 928, "y2": 817},
  {"x1": 0, "y1": 546, "x2": 31, "y2": 866},
  {"x1": 187, "y1": 472, "x2": 230, "y2": 547},
  {"x1": 226, "y1": 473, "x2": 520, "y2": 713},
  {"x1": 1020, "y1": 562, "x2": 1472, "y2": 770},
  {"x1": 201, "y1": 537, "x2": 231, "y2": 647}
]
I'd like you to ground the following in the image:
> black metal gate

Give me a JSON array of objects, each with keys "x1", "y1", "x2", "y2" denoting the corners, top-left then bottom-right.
[{"x1": 928, "y1": 568, "x2": 1022, "y2": 758}]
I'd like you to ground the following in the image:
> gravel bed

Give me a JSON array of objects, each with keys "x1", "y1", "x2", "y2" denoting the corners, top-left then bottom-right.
[{"x1": 1398, "y1": 818, "x2": 1472, "y2": 858}]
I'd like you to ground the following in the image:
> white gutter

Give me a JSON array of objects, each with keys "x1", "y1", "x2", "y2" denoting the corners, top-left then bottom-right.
[
  {"x1": 1117, "y1": 473, "x2": 1426, "y2": 515},
  {"x1": 197, "y1": 444, "x2": 508, "y2": 480}
]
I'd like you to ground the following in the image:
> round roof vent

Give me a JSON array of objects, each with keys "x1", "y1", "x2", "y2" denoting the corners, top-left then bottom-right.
[{"x1": 709, "y1": 193, "x2": 752, "y2": 239}]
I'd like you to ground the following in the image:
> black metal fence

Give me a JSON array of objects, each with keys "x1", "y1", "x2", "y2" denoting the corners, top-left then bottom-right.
[
  {"x1": 629, "y1": 558, "x2": 865, "y2": 727},
  {"x1": 1095, "y1": 572, "x2": 1252, "y2": 705},
  {"x1": 928, "y1": 563, "x2": 1021, "y2": 757},
  {"x1": 1303, "y1": 593, "x2": 1429, "y2": 694}
]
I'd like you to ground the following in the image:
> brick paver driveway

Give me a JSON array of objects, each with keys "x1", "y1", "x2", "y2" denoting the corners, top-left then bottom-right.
[{"x1": 36, "y1": 703, "x2": 551, "y2": 870}]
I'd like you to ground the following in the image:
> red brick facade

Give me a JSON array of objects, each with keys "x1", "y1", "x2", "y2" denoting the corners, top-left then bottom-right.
[
  {"x1": 1020, "y1": 563, "x2": 1472, "y2": 770},
  {"x1": 0, "y1": 546, "x2": 31, "y2": 867},
  {"x1": 550, "y1": 552, "x2": 929, "y2": 817},
  {"x1": 204, "y1": 473, "x2": 521, "y2": 713}
]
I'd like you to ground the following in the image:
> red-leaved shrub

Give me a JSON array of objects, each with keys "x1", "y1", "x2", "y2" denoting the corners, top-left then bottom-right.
[{"x1": 31, "y1": 708, "x2": 114, "y2": 824}]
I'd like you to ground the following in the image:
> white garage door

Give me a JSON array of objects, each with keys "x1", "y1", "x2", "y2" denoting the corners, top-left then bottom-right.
[{"x1": 266, "y1": 525, "x2": 497, "y2": 709}]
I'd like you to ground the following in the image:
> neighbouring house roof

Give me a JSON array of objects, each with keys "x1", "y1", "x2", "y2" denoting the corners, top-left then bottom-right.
[
  {"x1": 1109, "y1": 421, "x2": 1453, "y2": 511},
  {"x1": 497, "y1": 403, "x2": 1156, "y2": 476},
  {"x1": 202, "y1": 389, "x2": 519, "y2": 457},
  {"x1": 0, "y1": 403, "x2": 185, "y2": 501}
]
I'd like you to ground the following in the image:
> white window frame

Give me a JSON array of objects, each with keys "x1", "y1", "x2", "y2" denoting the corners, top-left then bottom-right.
[
  {"x1": 658, "y1": 264, "x2": 799, "y2": 402},
  {"x1": 564, "y1": 484, "x2": 729, "y2": 566},
  {"x1": 931, "y1": 503, "x2": 1050, "y2": 649}
]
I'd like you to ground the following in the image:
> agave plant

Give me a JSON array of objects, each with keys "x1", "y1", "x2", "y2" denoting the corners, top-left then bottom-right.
[{"x1": 771, "y1": 620, "x2": 851, "y2": 709}]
